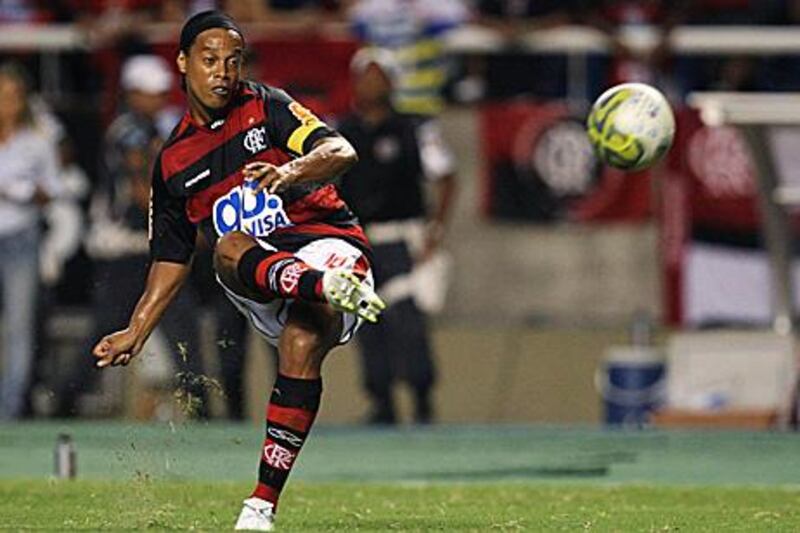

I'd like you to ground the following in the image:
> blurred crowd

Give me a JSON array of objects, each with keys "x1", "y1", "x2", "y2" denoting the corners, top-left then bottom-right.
[
  {"x1": 6, "y1": 0, "x2": 800, "y2": 25},
  {"x1": 5, "y1": 1, "x2": 800, "y2": 107},
  {"x1": 1, "y1": 0, "x2": 800, "y2": 420}
]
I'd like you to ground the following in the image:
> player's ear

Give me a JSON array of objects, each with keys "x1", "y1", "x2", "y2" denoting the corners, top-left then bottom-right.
[{"x1": 177, "y1": 51, "x2": 187, "y2": 76}]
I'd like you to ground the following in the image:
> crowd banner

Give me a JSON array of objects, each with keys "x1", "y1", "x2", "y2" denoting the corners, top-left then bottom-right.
[{"x1": 479, "y1": 101, "x2": 652, "y2": 223}]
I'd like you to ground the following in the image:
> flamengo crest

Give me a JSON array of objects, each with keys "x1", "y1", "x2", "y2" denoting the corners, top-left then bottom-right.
[
  {"x1": 263, "y1": 442, "x2": 295, "y2": 470},
  {"x1": 244, "y1": 127, "x2": 268, "y2": 154}
]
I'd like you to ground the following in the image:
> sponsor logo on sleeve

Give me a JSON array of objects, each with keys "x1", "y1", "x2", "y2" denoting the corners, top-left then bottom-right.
[
  {"x1": 286, "y1": 102, "x2": 326, "y2": 154},
  {"x1": 288, "y1": 102, "x2": 321, "y2": 127}
]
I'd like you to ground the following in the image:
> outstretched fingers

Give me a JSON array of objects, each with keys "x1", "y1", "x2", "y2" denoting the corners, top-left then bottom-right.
[{"x1": 244, "y1": 162, "x2": 280, "y2": 193}]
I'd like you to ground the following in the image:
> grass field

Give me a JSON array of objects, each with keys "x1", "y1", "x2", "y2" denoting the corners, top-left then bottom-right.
[
  {"x1": 2, "y1": 422, "x2": 800, "y2": 530},
  {"x1": 3, "y1": 480, "x2": 800, "y2": 531}
]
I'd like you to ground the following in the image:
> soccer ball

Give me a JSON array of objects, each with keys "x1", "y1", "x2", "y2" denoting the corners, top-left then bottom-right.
[{"x1": 586, "y1": 82, "x2": 675, "y2": 171}]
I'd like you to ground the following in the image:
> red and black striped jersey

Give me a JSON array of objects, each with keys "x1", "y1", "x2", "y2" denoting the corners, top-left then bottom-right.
[{"x1": 149, "y1": 80, "x2": 361, "y2": 264}]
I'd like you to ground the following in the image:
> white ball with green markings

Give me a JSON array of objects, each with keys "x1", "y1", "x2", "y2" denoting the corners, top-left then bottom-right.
[{"x1": 586, "y1": 82, "x2": 675, "y2": 171}]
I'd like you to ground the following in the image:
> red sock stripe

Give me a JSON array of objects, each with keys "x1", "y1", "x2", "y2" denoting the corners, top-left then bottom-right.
[
  {"x1": 267, "y1": 404, "x2": 316, "y2": 432},
  {"x1": 254, "y1": 251, "x2": 294, "y2": 290},
  {"x1": 252, "y1": 482, "x2": 281, "y2": 506}
]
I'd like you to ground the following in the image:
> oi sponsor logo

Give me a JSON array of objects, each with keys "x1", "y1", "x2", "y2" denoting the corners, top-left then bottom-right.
[{"x1": 213, "y1": 181, "x2": 293, "y2": 237}]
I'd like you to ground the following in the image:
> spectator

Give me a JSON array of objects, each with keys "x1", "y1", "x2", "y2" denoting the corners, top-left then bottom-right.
[
  {"x1": 579, "y1": 1, "x2": 785, "y2": 96},
  {"x1": 686, "y1": 0, "x2": 772, "y2": 25},
  {"x1": 577, "y1": 1, "x2": 678, "y2": 86},
  {"x1": 54, "y1": 55, "x2": 209, "y2": 418},
  {"x1": 266, "y1": 0, "x2": 338, "y2": 11},
  {"x1": 155, "y1": 0, "x2": 185, "y2": 22},
  {"x1": 344, "y1": 0, "x2": 470, "y2": 117},
  {"x1": 711, "y1": 56, "x2": 758, "y2": 92},
  {"x1": 576, "y1": 0, "x2": 698, "y2": 100},
  {"x1": 466, "y1": 0, "x2": 574, "y2": 101},
  {"x1": 40, "y1": 138, "x2": 91, "y2": 289},
  {"x1": 477, "y1": 0, "x2": 570, "y2": 24},
  {"x1": 0, "y1": 62, "x2": 62, "y2": 419},
  {"x1": 218, "y1": 0, "x2": 267, "y2": 22},
  {"x1": 25, "y1": 134, "x2": 91, "y2": 417},
  {"x1": 261, "y1": 0, "x2": 342, "y2": 23},
  {"x1": 338, "y1": 48, "x2": 457, "y2": 424},
  {"x1": 0, "y1": 0, "x2": 55, "y2": 22}
]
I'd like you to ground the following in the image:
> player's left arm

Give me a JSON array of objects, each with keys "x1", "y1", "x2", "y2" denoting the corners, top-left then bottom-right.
[
  {"x1": 245, "y1": 87, "x2": 357, "y2": 192},
  {"x1": 246, "y1": 135, "x2": 357, "y2": 194},
  {"x1": 92, "y1": 154, "x2": 197, "y2": 368}
]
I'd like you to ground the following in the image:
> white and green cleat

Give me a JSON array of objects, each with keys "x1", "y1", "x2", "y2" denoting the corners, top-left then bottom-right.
[
  {"x1": 322, "y1": 269, "x2": 385, "y2": 323},
  {"x1": 234, "y1": 497, "x2": 275, "y2": 531}
]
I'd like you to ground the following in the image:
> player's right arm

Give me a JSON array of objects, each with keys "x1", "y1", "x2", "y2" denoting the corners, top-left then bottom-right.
[
  {"x1": 92, "y1": 154, "x2": 197, "y2": 368},
  {"x1": 92, "y1": 261, "x2": 191, "y2": 367}
]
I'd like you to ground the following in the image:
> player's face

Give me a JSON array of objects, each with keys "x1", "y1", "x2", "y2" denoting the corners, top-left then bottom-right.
[{"x1": 178, "y1": 28, "x2": 244, "y2": 112}]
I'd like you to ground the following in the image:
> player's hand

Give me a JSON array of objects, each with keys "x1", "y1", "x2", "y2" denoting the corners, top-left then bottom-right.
[
  {"x1": 92, "y1": 328, "x2": 141, "y2": 369},
  {"x1": 244, "y1": 162, "x2": 296, "y2": 194}
]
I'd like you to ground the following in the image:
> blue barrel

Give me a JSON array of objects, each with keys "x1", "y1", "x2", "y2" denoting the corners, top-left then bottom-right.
[{"x1": 598, "y1": 347, "x2": 665, "y2": 427}]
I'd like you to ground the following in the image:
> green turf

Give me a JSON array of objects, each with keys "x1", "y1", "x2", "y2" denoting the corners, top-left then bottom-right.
[
  {"x1": 3, "y1": 422, "x2": 800, "y2": 486},
  {"x1": 2, "y1": 480, "x2": 800, "y2": 531},
  {"x1": 4, "y1": 422, "x2": 800, "y2": 530}
]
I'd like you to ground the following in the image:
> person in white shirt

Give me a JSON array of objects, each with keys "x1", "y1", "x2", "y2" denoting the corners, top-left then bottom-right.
[{"x1": 0, "y1": 62, "x2": 62, "y2": 419}]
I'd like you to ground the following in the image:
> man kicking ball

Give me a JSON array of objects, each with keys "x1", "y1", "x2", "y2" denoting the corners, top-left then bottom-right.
[{"x1": 91, "y1": 10, "x2": 384, "y2": 531}]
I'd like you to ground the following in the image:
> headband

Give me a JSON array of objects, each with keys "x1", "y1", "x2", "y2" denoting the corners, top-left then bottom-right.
[{"x1": 179, "y1": 10, "x2": 244, "y2": 53}]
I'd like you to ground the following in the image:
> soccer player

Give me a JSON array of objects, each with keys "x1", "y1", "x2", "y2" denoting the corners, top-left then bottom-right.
[{"x1": 90, "y1": 11, "x2": 385, "y2": 531}]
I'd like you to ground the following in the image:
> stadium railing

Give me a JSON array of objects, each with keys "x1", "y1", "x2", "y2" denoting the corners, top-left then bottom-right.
[{"x1": 4, "y1": 23, "x2": 800, "y2": 102}]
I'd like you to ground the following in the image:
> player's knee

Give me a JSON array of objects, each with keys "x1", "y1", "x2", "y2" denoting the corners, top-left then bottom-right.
[
  {"x1": 300, "y1": 304, "x2": 342, "y2": 347},
  {"x1": 279, "y1": 305, "x2": 341, "y2": 376},
  {"x1": 285, "y1": 318, "x2": 338, "y2": 355},
  {"x1": 280, "y1": 324, "x2": 328, "y2": 376},
  {"x1": 284, "y1": 325, "x2": 325, "y2": 356},
  {"x1": 213, "y1": 231, "x2": 255, "y2": 280}
]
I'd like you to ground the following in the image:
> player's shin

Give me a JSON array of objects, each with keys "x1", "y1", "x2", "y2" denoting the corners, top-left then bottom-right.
[
  {"x1": 252, "y1": 374, "x2": 322, "y2": 505},
  {"x1": 238, "y1": 247, "x2": 325, "y2": 302}
]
